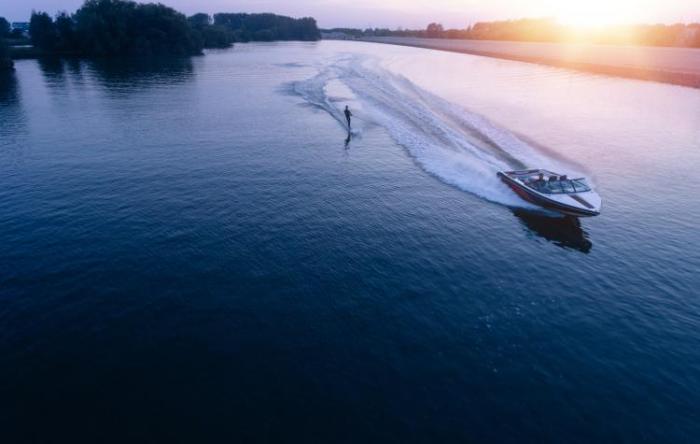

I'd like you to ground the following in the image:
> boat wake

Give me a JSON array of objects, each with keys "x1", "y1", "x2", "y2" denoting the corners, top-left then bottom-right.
[{"x1": 292, "y1": 55, "x2": 581, "y2": 207}]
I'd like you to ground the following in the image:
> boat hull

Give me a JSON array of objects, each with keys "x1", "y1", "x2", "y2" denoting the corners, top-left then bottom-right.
[{"x1": 498, "y1": 172, "x2": 600, "y2": 217}]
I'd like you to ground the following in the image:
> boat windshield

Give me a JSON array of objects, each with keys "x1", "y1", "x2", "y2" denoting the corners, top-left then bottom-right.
[
  {"x1": 571, "y1": 179, "x2": 591, "y2": 192},
  {"x1": 526, "y1": 177, "x2": 591, "y2": 194}
]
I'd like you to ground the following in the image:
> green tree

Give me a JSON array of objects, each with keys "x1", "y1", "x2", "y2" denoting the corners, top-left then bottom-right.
[
  {"x1": 0, "y1": 39, "x2": 13, "y2": 70},
  {"x1": 214, "y1": 13, "x2": 320, "y2": 41},
  {"x1": 254, "y1": 29, "x2": 275, "y2": 41},
  {"x1": 55, "y1": 12, "x2": 77, "y2": 51},
  {"x1": 690, "y1": 24, "x2": 700, "y2": 48},
  {"x1": 200, "y1": 25, "x2": 235, "y2": 48},
  {"x1": 188, "y1": 13, "x2": 234, "y2": 48},
  {"x1": 426, "y1": 23, "x2": 444, "y2": 38},
  {"x1": 0, "y1": 17, "x2": 11, "y2": 37},
  {"x1": 188, "y1": 13, "x2": 211, "y2": 29},
  {"x1": 73, "y1": 0, "x2": 202, "y2": 56},
  {"x1": 30, "y1": 11, "x2": 57, "y2": 51}
]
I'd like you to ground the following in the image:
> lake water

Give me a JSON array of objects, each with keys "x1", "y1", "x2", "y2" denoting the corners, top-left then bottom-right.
[{"x1": 1, "y1": 41, "x2": 699, "y2": 443}]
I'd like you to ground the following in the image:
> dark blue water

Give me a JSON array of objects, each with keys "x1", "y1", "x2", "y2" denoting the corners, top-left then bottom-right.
[{"x1": 1, "y1": 42, "x2": 699, "y2": 443}]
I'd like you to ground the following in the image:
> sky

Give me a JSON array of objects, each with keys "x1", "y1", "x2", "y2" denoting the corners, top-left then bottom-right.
[{"x1": 2, "y1": 0, "x2": 699, "y2": 28}]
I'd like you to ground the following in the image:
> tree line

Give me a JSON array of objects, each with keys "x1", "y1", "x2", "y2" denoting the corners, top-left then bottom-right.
[
  {"x1": 0, "y1": 39, "x2": 12, "y2": 70},
  {"x1": 325, "y1": 18, "x2": 700, "y2": 48},
  {"x1": 213, "y1": 13, "x2": 321, "y2": 42},
  {"x1": 1, "y1": 17, "x2": 25, "y2": 39},
  {"x1": 1, "y1": 17, "x2": 16, "y2": 69},
  {"x1": 0, "y1": 0, "x2": 321, "y2": 62}
]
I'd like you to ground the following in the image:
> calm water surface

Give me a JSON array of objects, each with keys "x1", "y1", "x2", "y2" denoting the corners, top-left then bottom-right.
[{"x1": 1, "y1": 41, "x2": 699, "y2": 443}]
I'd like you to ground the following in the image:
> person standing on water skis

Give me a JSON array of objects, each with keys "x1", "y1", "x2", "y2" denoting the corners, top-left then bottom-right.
[{"x1": 344, "y1": 105, "x2": 353, "y2": 130}]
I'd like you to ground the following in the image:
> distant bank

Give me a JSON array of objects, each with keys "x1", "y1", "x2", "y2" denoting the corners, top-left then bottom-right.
[{"x1": 358, "y1": 36, "x2": 700, "y2": 89}]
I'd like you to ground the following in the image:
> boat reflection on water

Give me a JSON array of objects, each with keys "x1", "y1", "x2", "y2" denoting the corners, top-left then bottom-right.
[{"x1": 512, "y1": 208, "x2": 593, "y2": 253}]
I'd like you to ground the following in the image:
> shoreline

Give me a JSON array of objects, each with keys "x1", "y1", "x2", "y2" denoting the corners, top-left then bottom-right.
[{"x1": 358, "y1": 37, "x2": 700, "y2": 89}]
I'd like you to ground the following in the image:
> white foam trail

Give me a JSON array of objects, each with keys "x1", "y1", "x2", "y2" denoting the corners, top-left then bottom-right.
[
  {"x1": 293, "y1": 55, "x2": 578, "y2": 207},
  {"x1": 292, "y1": 62, "x2": 360, "y2": 136}
]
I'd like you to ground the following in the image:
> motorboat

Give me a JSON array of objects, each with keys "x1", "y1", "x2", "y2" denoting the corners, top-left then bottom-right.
[{"x1": 497, "y1": 169, "x2": 601, "y2": 217}]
